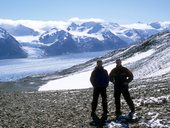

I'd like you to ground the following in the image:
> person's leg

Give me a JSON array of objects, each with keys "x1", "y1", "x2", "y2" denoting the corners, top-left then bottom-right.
[
  {"x1": 122, "y1": 89, "x2": 135, "y2": 113},
  {"x1": 114, "y1": 89, "x2": 122, "y2": 117},
  {"x1": 91, "y1": 88, "x2": 100, "y2": 116},
  {"x1": 101, "y1": 88, "x2": 108, "y2": 114}
]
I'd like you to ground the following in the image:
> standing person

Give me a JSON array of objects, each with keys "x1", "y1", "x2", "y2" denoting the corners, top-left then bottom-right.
[
  {"x1": 90, "y1": 59, "x2": 109, "y2": 121},
  {"x1": 109, "y1": 59, "x2": 135, "y2": 119}
]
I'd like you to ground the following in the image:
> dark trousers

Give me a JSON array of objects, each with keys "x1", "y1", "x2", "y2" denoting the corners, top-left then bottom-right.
[
  {"x1": 114, "y1": 87, "x2": 135, "y2": 115},
  {"x1": 91, "y1": 87, "x2": 108, "y2": 114}
]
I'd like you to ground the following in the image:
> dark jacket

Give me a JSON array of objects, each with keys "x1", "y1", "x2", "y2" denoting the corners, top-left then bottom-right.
[
  {"x1": 109, "y1": 65, "x2": 133, "y2": 88},
  {"x1": 90, "y1": 66, "x2": 109, "y2": 88}
]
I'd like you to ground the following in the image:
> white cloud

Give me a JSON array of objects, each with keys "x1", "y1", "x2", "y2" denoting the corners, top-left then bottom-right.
[
  {"x1": 0, "y1": 18, "x2": 69, "y2": 33},
  {"x1": 68, "y1": 17, "x2": 105, "y2": 24},
  {"x1": 0, "y1": 18, "x2": 105, "y2": 32}
]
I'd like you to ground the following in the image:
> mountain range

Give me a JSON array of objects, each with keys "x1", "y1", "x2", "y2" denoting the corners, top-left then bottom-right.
[{"x1": 0, "y1": 19, "x2": 170, "y2": 59}]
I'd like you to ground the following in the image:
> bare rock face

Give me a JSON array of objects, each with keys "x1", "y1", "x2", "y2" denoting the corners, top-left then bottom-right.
[{"x1": 0, "y1": 75, "x2": 170, "y2": 128}]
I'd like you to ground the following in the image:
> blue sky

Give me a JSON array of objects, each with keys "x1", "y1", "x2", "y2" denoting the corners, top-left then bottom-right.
[{"x1": 0, "y1": 0, "x2": 170, "y2": 24}]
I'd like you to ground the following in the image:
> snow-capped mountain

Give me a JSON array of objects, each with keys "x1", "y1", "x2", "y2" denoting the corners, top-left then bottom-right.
[
  {"x1": 1, "y1": 19, "x2": 170, "y2": 57},
  {"x1": 38, "y1": 22, "x2": 128, "y2": 55},
  {"x1": 39, "y1": 28, "x2": 71, "y2": 44},
  {"x1": 37, "y1": 20, "x2": 170, "y2": 55},
  {"x1": 149, "y1": 21, "x2": 170, "y2": 30},
  {"x1": 41, "y1": 29, "x2": 79, "y2": 55},
  {"x1": 39, "y1": 27, "x2": 127, "y2": 55},
  {"x1": 0, "y1": 27, "x2": 27, "y2": 59}
]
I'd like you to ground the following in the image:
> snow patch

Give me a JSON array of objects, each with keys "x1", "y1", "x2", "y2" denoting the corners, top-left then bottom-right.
[
  {"x1": 39, "y1": 71, "x2": 92, "y2": 91},
  {"x1": 144, "y1": 66, "x2": 170, "y2": 78},
  {"x1": 123, "y1": 49, "x2": 155, "y2": 65},
  {"x1": 108, "y1": 122, "x2": 122, "y2": 127}
]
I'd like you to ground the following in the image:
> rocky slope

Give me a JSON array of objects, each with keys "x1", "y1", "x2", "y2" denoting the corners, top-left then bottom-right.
[{"x1": 0, "y1": 75, "x2": 169, "y2": 128}]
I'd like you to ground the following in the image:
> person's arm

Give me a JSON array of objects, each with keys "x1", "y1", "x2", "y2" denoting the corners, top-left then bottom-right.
[
  {"x1": 104, "y1": 70, "x2": 109, "y2": 87},
  {"x1": 125, "y1": 68, "x2": 133, "y2": 83},
  {"x1": 90, "y1": 70, "x2": 95, "y2": 87},
  {"x1": 109, "y1": 69, "x2": 115, "y2": 83}
]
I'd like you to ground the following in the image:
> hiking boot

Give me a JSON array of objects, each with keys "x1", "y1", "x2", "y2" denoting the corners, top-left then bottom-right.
[
  {"x1": 101, "y1": 113, "x2": 107, "y2": 121},
  {"x1": 115, "y1": 111, "x2": 122, "y2": 120},
  {"x1": 91, "y1": 113, "x2": 98, "y2": 121},
  {"x1": 128, "y1": 112, "x2": 134, "y2": 120}
]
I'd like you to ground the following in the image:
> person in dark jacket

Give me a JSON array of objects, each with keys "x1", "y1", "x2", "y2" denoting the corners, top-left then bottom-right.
[
  {"x1": 90, "y1": 59, "x2": 109, "y2": 120},
  {"x1": 109, "y1": 59, "x2": 135, "y2": 119}
]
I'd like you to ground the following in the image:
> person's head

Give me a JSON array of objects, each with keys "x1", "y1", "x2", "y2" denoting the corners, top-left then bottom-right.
[
  {"x1": 97, "y1": 59, "x2": 103, "y2": 67},
  {"x1": 116, "y1": 59, "x2": 122, "y2": 66}
]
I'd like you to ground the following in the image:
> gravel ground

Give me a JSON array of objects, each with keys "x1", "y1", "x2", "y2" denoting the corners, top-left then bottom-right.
[{"x1": 0, "y1": 75, "x2": 170, "y2": 128}]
